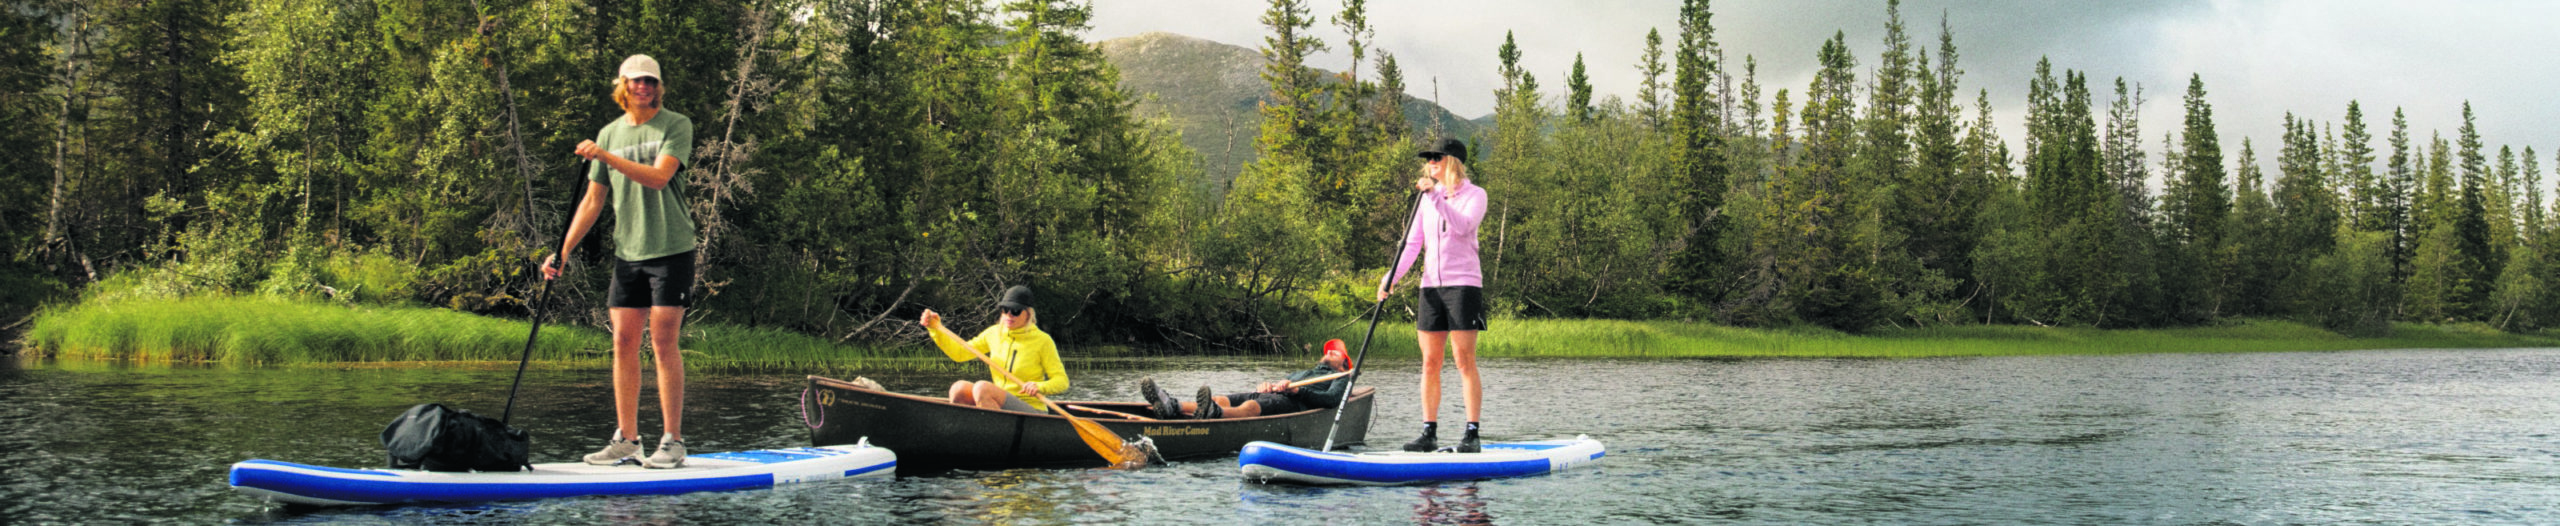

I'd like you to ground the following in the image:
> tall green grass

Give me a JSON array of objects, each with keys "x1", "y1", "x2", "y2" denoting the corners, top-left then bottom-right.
[
  {"x1": 27, "y1": 297, "x2": 2560, "y2": 369},
  {"x1": 1305, "y1": 318, "x2": 2560, "y2": 359},
  {"x1": 21, "y1": 296, "x2": 963, "y2": 372},
  {"x1": 25, "y1": 297, "x2": 602, "y2": 364}
]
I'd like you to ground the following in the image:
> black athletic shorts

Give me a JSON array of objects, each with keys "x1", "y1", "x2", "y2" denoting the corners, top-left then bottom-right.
[
  {"x1": 1416, "y1": 286, "x2": 1488, "y2": 332},
  {"x1": 607, "y1": 251, "x2": 696, "y2": 309},
  {"x1": 1226, "y1": 392, "x2": 1304, "y2": 415}
]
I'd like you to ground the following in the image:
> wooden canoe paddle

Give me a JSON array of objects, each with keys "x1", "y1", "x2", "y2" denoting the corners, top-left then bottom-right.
[{"x1": 1287, "y1": 371, "x2": 1351, "y2": 389}]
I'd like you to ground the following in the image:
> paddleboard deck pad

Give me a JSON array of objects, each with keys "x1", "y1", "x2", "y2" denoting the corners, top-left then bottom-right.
[
  {"x1": 230, "y1": 444, "x2": 896, "y2": 506},
  {"x1": 1239, "y1": 436, "x2": 1603, "y2": 485}
]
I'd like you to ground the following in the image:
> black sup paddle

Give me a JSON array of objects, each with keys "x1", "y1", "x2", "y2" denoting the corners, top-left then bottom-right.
[{"x1": 1321, "y1": 190, "x2": 1426, "y2": 452}]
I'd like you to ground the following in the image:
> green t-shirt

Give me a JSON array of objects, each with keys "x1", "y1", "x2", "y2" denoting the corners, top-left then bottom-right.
[{"x1": 587, "y1": 110, "x2": 697, "y2": 261}]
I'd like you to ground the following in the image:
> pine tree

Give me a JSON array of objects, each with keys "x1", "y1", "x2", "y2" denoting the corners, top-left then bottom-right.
[
  {"x1": 1636, "y1": 28, "x2": 1668, "y2": 128},
  {"x1": 1566, "y1": 53, "x2": 1593, "y2": 123},
  {"x1": 2383, "y1": 108, "x2": 2415, "y2": 281},
  {"x1": 2275, "y1": 113, "x2": 2338, "y2": 255},
  {"x1": 1903, "y1": 14, "x2": 1978, "y2": 300},
  {"x1": 2455, "y1": 103, "x2": 2495, "y2": 315},
  {"x1": 2340, "y1": 102, "x2": 2378, "y2": 231},
  {"x1": 2157, "y1": 74, "x2": 2227, "y2": 320},
  {"x1": 2227, "y1": 138, "x2": 2277, "y2": 316},
  {"x1": 1663, "y1": 0, "x2": 1728, "y2": 307}
]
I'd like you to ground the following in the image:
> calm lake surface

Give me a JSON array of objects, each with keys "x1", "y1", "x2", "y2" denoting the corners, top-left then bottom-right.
[{"x1": 6, "y1": 349, "x2": 2560, "y2": 524}]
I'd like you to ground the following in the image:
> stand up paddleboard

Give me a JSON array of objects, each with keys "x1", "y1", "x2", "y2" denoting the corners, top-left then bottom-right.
[
  {"x1": 230, "y1": 442, "x2": 896, "y2": 506},
  {"x1": 1238, "y1": 435, "x2": 1603, "y2": 485}
]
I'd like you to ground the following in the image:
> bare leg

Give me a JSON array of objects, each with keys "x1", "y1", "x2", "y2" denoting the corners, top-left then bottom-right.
[
  {"x1": 971, "y1": 381, "x2": 1010, "y2": 411},
  {"x1": 1450, "y1": 330, "x2": 1481, "y2": 423},
  {"x1": 649, "y1": 306, "x2": 686, "y2": 441},
  {"x1": 1226, "y1": 399, "x2": 1265, "y2": 418},
  {"x1": 949, "y1": 380, "x2": 978, "y2": 406},
  {"x1": 1418, "y1": 330, "x2": 1448, "y2": 422},
  {"x1": 609, "y1": 308, "x2": 647, "y2": 442}
]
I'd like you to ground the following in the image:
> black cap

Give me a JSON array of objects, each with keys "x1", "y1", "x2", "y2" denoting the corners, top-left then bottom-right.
[
  {"x1": 1417, "y1": 138, "x2": 1467, "y2": 165},
  {"x1": 997, "y1": 285, "x2": 1034, "y2": 313}
]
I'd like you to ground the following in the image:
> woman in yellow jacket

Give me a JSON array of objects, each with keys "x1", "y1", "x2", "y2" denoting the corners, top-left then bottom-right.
[{"x1": 917, "y1": 285, "x2": 1065, "y2": 413}]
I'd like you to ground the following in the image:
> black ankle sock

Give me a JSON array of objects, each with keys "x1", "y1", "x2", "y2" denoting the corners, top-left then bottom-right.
[
  {"x1": 1464, "y1": 421, "x2": 1479, "y2": 435},
  {"x1": 1420, "y1": 421, "x2": 1438, "y2": 436}
]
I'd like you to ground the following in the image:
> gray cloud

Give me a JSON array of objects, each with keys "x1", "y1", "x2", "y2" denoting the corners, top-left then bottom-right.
[{"x1": 1092, "y1": 0, "x2": 2560, "y2": 182}]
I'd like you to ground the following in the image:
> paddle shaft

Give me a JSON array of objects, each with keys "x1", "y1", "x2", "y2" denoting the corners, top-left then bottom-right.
[
  {"x1": 498, "y1": 160, "x2": 568, "y2": 426},
  {"x1": 1321, "y1": 191, "x2": 1426, "y2": 452},
  {"x1": 500, "y1": 279, "x2": 548, "y2": 425},
  {"x1": 1288, "y1": 371, "x2": 1351, "y2": 389}
]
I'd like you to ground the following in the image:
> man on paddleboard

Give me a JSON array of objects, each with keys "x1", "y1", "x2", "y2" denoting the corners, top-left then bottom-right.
[{"x1": 544, "y1": 54, "x2": 699, "y2": 469}]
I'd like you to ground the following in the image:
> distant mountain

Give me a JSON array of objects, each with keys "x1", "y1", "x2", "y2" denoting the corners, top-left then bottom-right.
[{"x1": 1097, "y1": 32, "x2": 1489, "y2": 191}]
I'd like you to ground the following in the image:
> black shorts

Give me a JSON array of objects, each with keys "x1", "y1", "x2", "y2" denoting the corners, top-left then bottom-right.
[
  {"x1": 1226, "y1": 392, "x2": 1304, "y2": 414},
  {"x1": 607, "y1": 251, "x2": 696, "y2": 309},
  {"x1": 1416, "y1": 286, "x2": 1488, "y2": 332}
]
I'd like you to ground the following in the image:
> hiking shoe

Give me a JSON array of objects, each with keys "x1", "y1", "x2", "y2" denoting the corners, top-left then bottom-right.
[
  {"x1": 1456, "y1": 431, "x2": 1481, "y2": 453},
  {"x1": 643, "y1": 436, "x2": 686, "y2": 469},
  {"x1": 1193, "y1": 386, "x2": 1222, "y2": 419},
  {"x1": 1402, "y1": 432, "x2": 1437, "y2": 453},
  {"x1": 1139, "y1": 377, "x2": 1181, "y2": 419},
  {"x1": 584, "y1": 432, "x2": 643, "y2": 465}
]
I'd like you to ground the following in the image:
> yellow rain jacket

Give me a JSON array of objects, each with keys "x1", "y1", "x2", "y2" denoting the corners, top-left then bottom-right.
[{"x1": 930, "y1": 323, "x2": 1067, "y2": 411}]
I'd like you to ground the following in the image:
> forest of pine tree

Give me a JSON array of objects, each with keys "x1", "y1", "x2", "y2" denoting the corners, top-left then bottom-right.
[{"x1": 5, "y1": 0, "x2": 2555, "y2": 352}]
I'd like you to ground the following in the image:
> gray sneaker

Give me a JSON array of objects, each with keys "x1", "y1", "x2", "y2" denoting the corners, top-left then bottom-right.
[
  {"x1": 643, "y1": 436, "x2": 686, "y2": 469},
  {"x1": 584, "y1": 432, "x2": 643, "y2": 466}
]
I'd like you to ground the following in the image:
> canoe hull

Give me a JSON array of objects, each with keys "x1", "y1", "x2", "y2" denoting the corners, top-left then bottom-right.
[
  {"x1": 1238, "y1": 436, "x2": 1604, "y2": 485},
  {"x1": 805, "y1": 375, "x2": 1373, "y2": 470},
  {"x1": 228, "y1": 444, "x2": 896, "y2": 506}
]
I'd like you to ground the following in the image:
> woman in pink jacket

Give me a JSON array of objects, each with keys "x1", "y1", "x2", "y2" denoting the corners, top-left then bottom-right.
[{"x1": 1377, "y1": 138, "x2": 1490, "y2": 453}]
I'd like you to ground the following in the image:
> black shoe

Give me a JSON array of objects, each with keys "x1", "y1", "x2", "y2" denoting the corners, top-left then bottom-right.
[
  {"x1": 1456, "y1": 431, "x2": 1481, "y2": 453},
  {"x1": 1193, "y1": 386, "x2": 1222, "y2": 419},
  {"x1": 1138, "y1": 377, "x2": 1180, "y2": 419},
  {"x1": 1402, "y1": 433, "x2": 1437, "y2": 452}
]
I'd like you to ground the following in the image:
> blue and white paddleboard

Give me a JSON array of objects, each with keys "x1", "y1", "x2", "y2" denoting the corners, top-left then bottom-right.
[
  {"x1": 230, "y1": 443, "x2": 896, "y2": 506},
  {"x1": 1238, "y1": 435, "x2": 1603, "y2": 485}
]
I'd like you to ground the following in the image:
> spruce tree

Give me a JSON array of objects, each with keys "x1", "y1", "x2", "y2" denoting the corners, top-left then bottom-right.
[
  {"x1": 1567, "y1": 53, "x2": 1594, "y2": 123},
  {"x1": 1636, "y1": 29, "x2": 1668, "y2": 128},
  {"x1": 2340, "y1": 102, "x2": 2378, "y2": 231},
  {"x1": 1663, "y1": 0, "x2": 1728, "y2": 307},
  {"x1": 2455, "y1": 104, "x2": 2495, "y2": 314},
  {"x1": 2383, "y1": 108, "x2": 2415, "y2": 281}
]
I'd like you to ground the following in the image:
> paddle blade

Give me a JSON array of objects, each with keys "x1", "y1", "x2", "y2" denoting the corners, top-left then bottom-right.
[{"x1": 1066, "y1": 417, "x2": 1143, "y2": 469}]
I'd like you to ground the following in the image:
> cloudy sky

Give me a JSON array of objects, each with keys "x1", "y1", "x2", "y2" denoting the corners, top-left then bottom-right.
[{"x1": 1091, "y1": 0, "x2": 2560, "y2": 181}]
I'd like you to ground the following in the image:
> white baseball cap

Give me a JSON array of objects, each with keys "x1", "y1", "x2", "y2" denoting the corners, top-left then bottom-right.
[{"x1": 618, "y1": 54, "x2": 661, "y2": 81}]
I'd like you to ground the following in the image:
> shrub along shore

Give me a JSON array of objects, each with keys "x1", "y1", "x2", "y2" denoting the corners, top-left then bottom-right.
[{"x1": 19, "y1": 298, "x2": 2560, "y2": 371}]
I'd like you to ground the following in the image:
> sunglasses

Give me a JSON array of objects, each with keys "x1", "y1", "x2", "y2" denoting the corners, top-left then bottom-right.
[
  {"x1": 628, "y1": 77, "x2": 660, "y2": 87},
  {"x1": 1000, "y1": 306, "x2": 1026, "y2": 316}
]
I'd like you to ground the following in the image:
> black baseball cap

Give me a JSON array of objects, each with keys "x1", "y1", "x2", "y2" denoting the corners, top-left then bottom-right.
[
  {"x1": 998, "y1": 285, "x2": 1034, "y2": 313},
  {"x1": 1417, "y1": 138, "x2": 1467, "y2": 165}
]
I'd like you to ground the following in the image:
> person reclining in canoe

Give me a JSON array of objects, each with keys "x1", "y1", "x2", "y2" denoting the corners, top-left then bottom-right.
[
  {"x1": 1138, "y1": 339, "x2": 1353, "y2": 419},
  {"x1": 918, "y1": 285, "x2": 1065, "y2": 414}
]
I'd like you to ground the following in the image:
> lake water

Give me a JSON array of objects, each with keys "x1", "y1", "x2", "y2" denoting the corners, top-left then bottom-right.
[{"x1": 5, "y1": 349, "x2": 2559, "y2": 524}]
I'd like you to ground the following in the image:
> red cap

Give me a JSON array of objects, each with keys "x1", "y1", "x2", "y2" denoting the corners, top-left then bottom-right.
[{"x1": 1322, "y1": 339, "x2": 1350, "y2": 369}]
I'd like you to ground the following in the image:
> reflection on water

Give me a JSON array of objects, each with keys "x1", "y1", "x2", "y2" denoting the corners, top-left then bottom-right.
[
  {"x1": 8, "y1": 349, "x2": 2560, "y2": 524},
  {"x1": 1416, "y1": 484, "x2": 1493, "y2": 525}
]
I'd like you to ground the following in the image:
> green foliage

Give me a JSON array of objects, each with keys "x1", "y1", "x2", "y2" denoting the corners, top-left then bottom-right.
[
  {"x1": 32, "y1": 0, "x2": 2560, "y2": 361},
  {"x1": 2296, "y1": 227, "x2": 2395, "y2": 336}
]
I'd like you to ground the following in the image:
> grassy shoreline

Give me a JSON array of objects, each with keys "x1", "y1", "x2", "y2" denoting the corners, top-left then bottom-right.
[
  {"x1": 1303, "y1": 318, "x2": 2560, "y2": 359},
  {"x1": 19, "y1": 298, "x2": 2560, "y2": 369}
]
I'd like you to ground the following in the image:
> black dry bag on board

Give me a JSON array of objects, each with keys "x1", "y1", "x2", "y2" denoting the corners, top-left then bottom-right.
[{"x1": 382, "y1": 403, "x2": 531, "y2": 472}]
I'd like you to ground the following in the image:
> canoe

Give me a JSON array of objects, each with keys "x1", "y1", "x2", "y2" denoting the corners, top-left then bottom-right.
[
  {"x1": 1238, "y1": 435, "x2": 1605, "y2": 485},
  {"x1": 229, "y1": 443, "x2": 896, "y2": 506},
  {"x1": 804, "y1": 375, "x2": 1373, "y2": 470}
]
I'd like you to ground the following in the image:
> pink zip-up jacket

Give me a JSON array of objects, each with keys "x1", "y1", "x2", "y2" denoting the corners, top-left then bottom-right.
[{"x1": 1382, "y1": 180, "x2": 1489, "y2": 291}]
